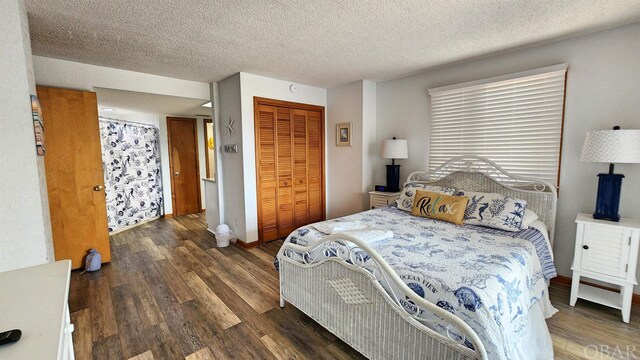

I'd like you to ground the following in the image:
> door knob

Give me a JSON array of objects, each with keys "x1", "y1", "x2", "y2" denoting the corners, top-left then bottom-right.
[
  {"x1": 93, "y1": 185, "x2": 103, "y2": 191},
  {"x1": 174, "y1": 171, "x2": 180, "y2": 176}
]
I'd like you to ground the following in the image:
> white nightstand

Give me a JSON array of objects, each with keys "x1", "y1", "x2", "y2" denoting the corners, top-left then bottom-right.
[
  {"x1": 369, "y1": 191, "x2": 401, "y2": 209},
  {"x1": 570, "y1": 213, "x2": 640, "y2": 323}
]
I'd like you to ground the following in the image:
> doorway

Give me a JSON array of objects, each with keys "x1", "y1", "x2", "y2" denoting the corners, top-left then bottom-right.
[
  {"x1": 203, "y1": 118, "x2": 216, "y2": 179},
  {"x1": 167, "y1": 117, "x2": 202, "y2": 216}
]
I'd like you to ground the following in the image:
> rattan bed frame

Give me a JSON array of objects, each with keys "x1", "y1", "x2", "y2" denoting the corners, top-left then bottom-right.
[{"x1": 277, "y1": 156, "x2": 557, "y2": 360}]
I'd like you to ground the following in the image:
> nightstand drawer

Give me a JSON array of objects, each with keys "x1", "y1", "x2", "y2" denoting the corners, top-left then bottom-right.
[
  {"x1": 371, "y1": 197, "x2": 390, "y2": 208},
  {"x1": 369, "y1": 191, "x2": 400, "y2": 209},
  {"x1": 580, "y1": 224, "x2": 631, "y2": 278}
]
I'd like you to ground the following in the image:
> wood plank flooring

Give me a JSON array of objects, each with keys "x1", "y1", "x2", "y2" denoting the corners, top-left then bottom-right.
[{"x1": 70, "y1": 213, "x2": 640, "y2": 360}]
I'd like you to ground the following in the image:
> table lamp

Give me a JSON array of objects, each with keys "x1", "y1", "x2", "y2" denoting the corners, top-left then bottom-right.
[
  {"x1": 580, "y1": 127, "x2": 640, "y2": 221},
  {"x1": 381, "y1": 137, "x2": 408, "y2": 192}
]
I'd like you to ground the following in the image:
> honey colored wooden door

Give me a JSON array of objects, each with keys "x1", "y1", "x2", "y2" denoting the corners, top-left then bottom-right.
[
  {"x1": 255, "y1": 98, "x2": 325, "y2": 243},
  {"x1": 291, "y1": 109, "x2": 309, "y2": 227},
  {"x1": 276, "y1": 107, "x2": 295, "y2": 237},
  {"x1": 256, "y1": 105, "x2": 279, "y2": 241},
  {"x1": 167, "y1": 117, "x2": 201, "y2": 217},
  {"x1": 37, "y1": 86, "x2": 111, "y2": 269},
  {"x1": 306, "y1": 110, "x2": 324, "y2": 223}
]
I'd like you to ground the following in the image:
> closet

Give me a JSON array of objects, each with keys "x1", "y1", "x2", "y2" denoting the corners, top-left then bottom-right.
[{"x1": 254, "y1": 97, "x2": 325, "y2": 242}]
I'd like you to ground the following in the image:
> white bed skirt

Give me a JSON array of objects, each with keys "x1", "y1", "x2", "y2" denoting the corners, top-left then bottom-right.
[{"x1": 511, "y1": 291, "x2": 557, "y2": 360}]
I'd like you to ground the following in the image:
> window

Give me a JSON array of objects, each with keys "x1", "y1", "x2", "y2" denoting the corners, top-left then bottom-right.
[{"x1": 428, "y1": 64, "x2": 567, "y2": 186}]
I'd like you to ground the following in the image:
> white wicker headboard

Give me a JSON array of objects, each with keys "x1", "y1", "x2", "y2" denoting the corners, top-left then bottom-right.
[{"x1": 406, "y1": 155, "x2": 557, "y2": 244}]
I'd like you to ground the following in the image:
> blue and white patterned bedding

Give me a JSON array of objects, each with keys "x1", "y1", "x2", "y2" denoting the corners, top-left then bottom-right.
[{"x1": 278, "y1": 206, "x2": 557, "y2": 360}]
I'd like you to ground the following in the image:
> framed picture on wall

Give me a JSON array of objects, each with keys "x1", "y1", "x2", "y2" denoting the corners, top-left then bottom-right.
[
  {"x1": 31, "y1": 95, "x2": 46, "y2": 156},
  {"x1": 336, "y1": 122, "x2": 351, "y2": 146}
]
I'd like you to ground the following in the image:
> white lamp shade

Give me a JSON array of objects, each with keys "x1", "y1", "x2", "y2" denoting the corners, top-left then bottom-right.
[
  {"x1": 381, "y1": 139, "x2": 408, "y2": 159},
  {"x1": 580, "y1": 129, "x2": 640, "y2": 163}
]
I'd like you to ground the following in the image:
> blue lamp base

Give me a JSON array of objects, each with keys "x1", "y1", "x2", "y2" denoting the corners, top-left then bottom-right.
[
  {"x1": 593, "y1": 173, "x2": 624, "y2": 222},
  {"x1": 386, "y1": 164, "x2": 401, "y2": 192}
]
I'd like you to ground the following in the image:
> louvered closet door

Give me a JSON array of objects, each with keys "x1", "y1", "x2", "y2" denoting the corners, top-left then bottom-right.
[
  {"x1": 256, "y1": 105, "x2": 279, "y2": 241},
  {"x1": 276, "y1": 107, "x2": 295, "y2": 237},
  {"x1": 292, "y1": 109, "x2": 309, "y2": 227},
  {"x1": 255, "y1": 99, "x2": 325, "y2": 243},
  {"x1": 307, "y1": 110, "x2": 324, "y2": 223}
]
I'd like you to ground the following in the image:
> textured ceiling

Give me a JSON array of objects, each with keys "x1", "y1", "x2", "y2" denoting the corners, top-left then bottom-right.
[
  {"x1": 26, "y1": 0, "x2": 640, "y2": 88},
  {"x1": 95, "y1": 88, "x2": 211, "y2": 117}
]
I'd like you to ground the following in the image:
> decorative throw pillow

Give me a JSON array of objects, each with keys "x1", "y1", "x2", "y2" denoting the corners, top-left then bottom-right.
[
  {"x1": 411, "y1": 190, "x2": 469, "y2": 225},
  {"x1": 396, "y1": 183, "x2": 456, "y2": 212},
  {"x1": 459, "y1": 191, "x2": 527, "y2": 232}
]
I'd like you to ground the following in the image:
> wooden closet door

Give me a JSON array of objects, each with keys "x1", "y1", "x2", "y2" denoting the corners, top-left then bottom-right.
[
  {"x1": 292, "y1": 109, "x2": 309, "y2": 227},
  {"x1": 307, "y1": 110, "x2": 324, "y2": 223},
  {"x1": 276, "y1": 107, "x2": 295, "y2": 237},
  {"x1": 255, "y1": 97, "x2": 325, "y2": 243},
  {"x1": 256, "y1": 105, "x2": 278, "y2": 241}
]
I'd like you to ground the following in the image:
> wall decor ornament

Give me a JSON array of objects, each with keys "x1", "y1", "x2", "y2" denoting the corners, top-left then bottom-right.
[
  {"x1": 336, "y1": 122, "x2": 351, "y2": 146},
  {"x1": 227, "y1": 117, "x2": 236, "y2": 138}
]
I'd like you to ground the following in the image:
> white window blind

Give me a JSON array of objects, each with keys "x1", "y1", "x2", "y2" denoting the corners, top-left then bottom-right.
[{"x1": 428, "y1": 64, "x2": 567, "y2": 186}]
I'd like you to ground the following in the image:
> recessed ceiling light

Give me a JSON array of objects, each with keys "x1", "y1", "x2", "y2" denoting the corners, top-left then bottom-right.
[
  {"x1": 201, "y1": 101, "x2": 212, "y2": 108},
  {"x1": 101, "y1": 107, "x2": 114, "y2": 112}
]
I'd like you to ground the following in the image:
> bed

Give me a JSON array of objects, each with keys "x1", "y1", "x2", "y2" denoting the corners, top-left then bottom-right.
[{"x1": 276, "y1": 156, "x2": 558, "y2": 360}]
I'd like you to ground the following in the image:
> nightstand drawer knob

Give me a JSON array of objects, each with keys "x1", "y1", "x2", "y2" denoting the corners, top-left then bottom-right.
[{"x1": 582, "y1": 245, "x2": 589, "y2": 250}]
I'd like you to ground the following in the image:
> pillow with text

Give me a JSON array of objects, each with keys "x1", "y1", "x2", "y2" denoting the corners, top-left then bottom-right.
[{"x1": 411, "y1": 190, "x2": 468, "y2": 225}]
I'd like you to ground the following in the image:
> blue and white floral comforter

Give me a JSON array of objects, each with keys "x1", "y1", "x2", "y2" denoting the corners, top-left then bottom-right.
[{"x1": 279, "y1": 206, "x2": 557, "y2": 360}]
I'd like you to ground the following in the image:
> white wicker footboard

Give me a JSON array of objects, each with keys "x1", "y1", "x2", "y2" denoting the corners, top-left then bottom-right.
[{"x1": 277, "y1": 234, "x2": 487, "y2": 360}]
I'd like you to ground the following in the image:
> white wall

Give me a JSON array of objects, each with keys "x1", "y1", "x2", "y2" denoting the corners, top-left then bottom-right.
[
  {"x1": 209, "y1": 82, "x2": 224, "y2": 228},
  {"x1": 375, "y1": 22, "x2": 640, "y2": 293},
  {"x1": 361, "y1": 80, "x2": 377, "y2": 210},
  {"x1": 326, "y1": 80, "x2": 378, "y2": 218},
  {"x1": 0, "y1": 0, "x2": 54, "y2": 271},
  {"x1": 33, "y1": 56, "x2": 209, "y2": 99},
  {"x1": 326, "y1": 81, "x2": 364, "y2": 218},
  {"x1": 98, "y1": 111, "x2": 160, "y2": 128},
  {"x1": 217, "y1": 74, "x2": 245, "y2": 239}
]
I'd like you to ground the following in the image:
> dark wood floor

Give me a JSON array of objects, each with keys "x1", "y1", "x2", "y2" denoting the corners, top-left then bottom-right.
[{"x1": 69, "y1": 213, "x2": 640, "y2": 360}]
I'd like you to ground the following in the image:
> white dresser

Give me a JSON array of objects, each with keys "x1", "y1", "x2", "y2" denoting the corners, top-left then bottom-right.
[
  {"x1": 0, "y1": 260, "x2": 74, "y2": 359},
  {"x1": 369, "y1": 191, "x2": 401, "y2": 209},
  {"x1": 570, "y1": 214, "x2": 640, "y2": 323}
]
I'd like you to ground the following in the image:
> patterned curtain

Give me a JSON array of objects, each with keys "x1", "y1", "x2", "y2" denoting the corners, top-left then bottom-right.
[{"x1": 99, "y1": 119, "x2": 163, "y2": 232}]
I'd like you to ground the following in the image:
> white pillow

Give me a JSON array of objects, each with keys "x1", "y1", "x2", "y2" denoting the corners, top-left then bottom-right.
[
  {"x1": 395, "y1": 183, "x2": 456, "y2": 212},
  {"x1": 459, "y1": 191, "x2": 527, "y2": 232},
  {"x1": 521, "y1": 209, "x2": 539, "y2": 229}
]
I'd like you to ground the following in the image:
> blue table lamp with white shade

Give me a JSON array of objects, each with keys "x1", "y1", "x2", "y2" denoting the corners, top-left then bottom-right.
[
  {"x1": 381, "y1": 138, "x2": 408, "y2": 192},
  {"x1": 580, "y1": 127, "x2": 640, "y2": 221}
]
